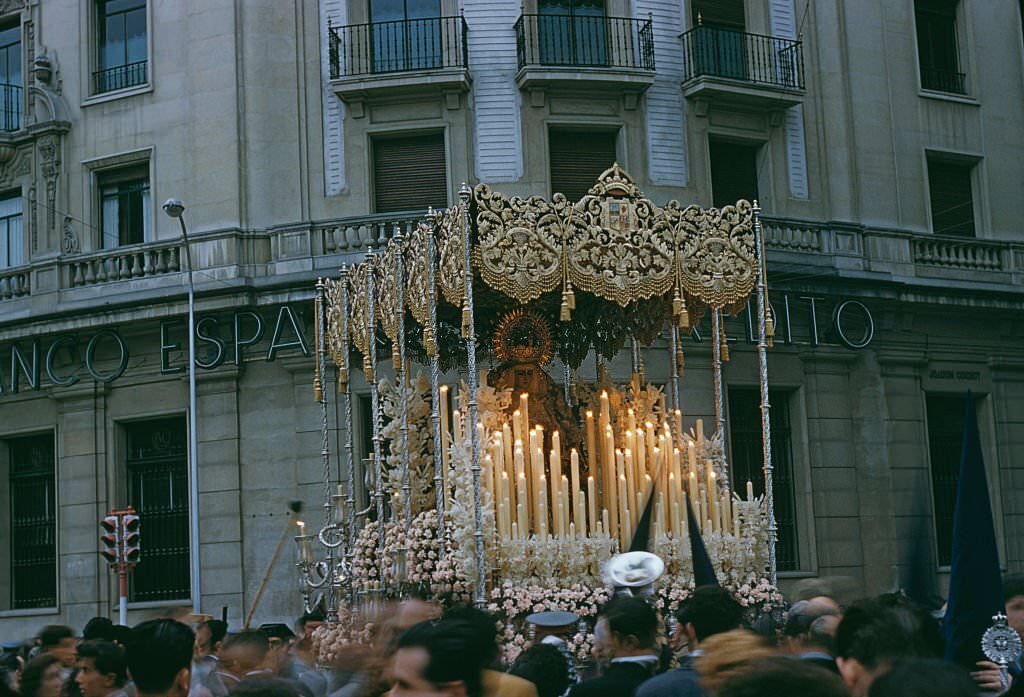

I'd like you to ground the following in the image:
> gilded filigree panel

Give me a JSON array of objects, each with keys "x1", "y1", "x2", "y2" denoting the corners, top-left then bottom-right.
[
  {"x1": 674, "y1": 200, "x2": 757, "y2": 308},
  {"x1": 436, "y1": 204, "x2": 466, "y2": 308}
]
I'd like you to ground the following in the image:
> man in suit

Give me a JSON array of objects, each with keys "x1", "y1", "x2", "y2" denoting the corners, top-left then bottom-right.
[
  {"x1": 635, "y1": 586, "x2": 745, "y2": 697},
  {"x1": 569, "y1": 597, "x2": 659, "y2": 697}
]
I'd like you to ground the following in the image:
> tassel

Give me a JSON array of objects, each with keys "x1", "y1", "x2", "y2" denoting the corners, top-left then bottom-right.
[
  {"x1": 765, "y1": 311, "x2": 776, "y2": 348},
  {"x1": 338, "y1": 367, "x2": 349, "y2": 389},
  {"x1": 560, "y1": 292, "x2": 571, "y2": 322},
  {"x1": 392, "y1": 345, "x2": 401, "y2": 369},
  {"x1": 676, "y1": 350, "x2": 685, "y2": 377},
  {"x1": 363, "y1": 356, "x2": 374, "y2": 382},
  {"x1": 461, "y1": 304, "x2": 472, "y2": 338},
  {"x1": 672, "y1": 292, "x2": 683, "y2": 316},
  {"x1": 720, "y1": 329, "x2": 730, "y2": 362},
  {"x1": 678, "y1": 308, "x2": 691, "y2": 331},
  {"x1": 424, "y1": 326, "x2": 438, "y2": 358},
  {"x1": 566, "y1": 288, "x2": 576, "y2": 310},
  {"x1": 313, "y1": 376, "x2": 323, "y2": 404}
]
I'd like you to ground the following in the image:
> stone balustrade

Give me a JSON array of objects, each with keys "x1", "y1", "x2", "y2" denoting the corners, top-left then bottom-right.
[
  {"x1": 65, "y1": 241, "x2": 182, "y2": 288},
  {"x1": 911, "y1": 237, "x2": 1005, "y2": 271},
  {"x1": 0, "y1": 265, "x2": 30, "y2": 299},
  {"x1": 319, "y1": 210, "x2": 426, "y2": 253}
]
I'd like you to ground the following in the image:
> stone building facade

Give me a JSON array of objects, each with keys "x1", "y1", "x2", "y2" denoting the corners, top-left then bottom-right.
[{"x1": 0, "y1": 0, "x2": 1022, "y2": 635}]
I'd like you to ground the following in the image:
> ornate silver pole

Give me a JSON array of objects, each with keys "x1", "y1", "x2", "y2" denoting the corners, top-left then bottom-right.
[
  {"x1": 338, "y1": 266, "x2": 357, "y2": 566},
  {"x1": 315, "y1": 279, "x2": 339, "y2": 621},
  {"x1": 563, "y1": 361, "x2": 573, "y2": 408},
  {"x1": 365, "y1": 250, "x2": 385, "y2": 590},
  {"x1": 711, "y1": 308, "x2": 725, "y2": 437},
  {"x1": 669, "y1": 324, "x2": 681, "y2": 413},
  {"x1": 630, "y1": 337, "x2": 641, "y2": 378},
  {"x1": 424, "y1": 217, "x2": 447, "y2": 542},
  {"x1": 394, "y1": 230, "x2": 413, "y2": 533},
  {"x1": 753, "y1": 201, "x2": 777, "y2": 586},
  {"x1": 459, "y1": 183, "x2": 486, "y2": 606}
]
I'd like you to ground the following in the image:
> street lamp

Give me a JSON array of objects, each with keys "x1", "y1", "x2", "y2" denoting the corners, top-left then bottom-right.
[{"x1": 162, "y1": 198, "x2": 201, "y2": 615}]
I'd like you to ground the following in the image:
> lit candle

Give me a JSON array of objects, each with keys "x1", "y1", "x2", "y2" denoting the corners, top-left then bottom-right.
[
  {"x1": 645, "y1": 421, "x2": 657, "y2": 474},
  {"x1": 512, "y1": 409, "x2": 523, "y2": 445},
  {"x1": 674, "y1": 409, "x2": 683, "y2": 439},
  {"x1": 746, "y1": 480, "x2": 754, "y2": 502},
  {"x1": 636, "y1": 429, "x2": 647, "y2": 477},
  {"x1": 585, "y1": 410, "x2": 596, "y2": 477},
  {"x1": 618, "y1": 474, "x2": 630, "y2": 549},
  {"x1": 696, "y1": 418, "x2": 704, "y2": 443},
  {"x1": 578, "y1": 491, "x2": 588, "y2": 536},
  {"x1": 557, "y1": 501, "x2": 565, "y2": 538},
  {"x1": 440, "y1": 386, "x2": 451, "y2": 470},
  {"x1": 500, "y1": 472, "x2": 511, "y2": 536},
  {"x1": 512, "y1": 521, "x2": 519, "y2": 540},
  {"x1": 560, "y1": 475, "x2": 570, "y2": 536},
  {"x1": 452, "y1": 409, "x2": 462, "y2": 446},
  {"x1": 602, "y1": 508, "x2": 610, "y2": 538},
  {"x1": 688, "y1": 441, "x2": 697, "y2": 478},
  {"x1": 624, "y1": 449, "x2": 636, "y2": 528},
  {"x1": 549, "y1": 469, "x2": 560, "y2": 535},
  {"x1": 627, "y1": 408, "x2": 637, "y2": 434},
  {"x1": 733, "y1": 511, "x2": 741, "y2": 537},
  {"x1": 570, "y1": 449, "x2": 581, "y2": 524},
  {"x1": 538, "y1": 490, "x2": 548, "y2": 538},
  {"x1": 520, "y1": 393, "x2": 530, "y2": 434},
  {"x1": 296, "y1": 521, "x2": 313, "y2": 563}
]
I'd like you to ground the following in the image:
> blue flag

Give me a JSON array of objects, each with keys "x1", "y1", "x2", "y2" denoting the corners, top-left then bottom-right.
[
  {"x1": 942, "y1": 393, "x2": 1003, "y2": 666},
  {"x1": 685, "y1": 496, "x2": 718, "y2": 587}
]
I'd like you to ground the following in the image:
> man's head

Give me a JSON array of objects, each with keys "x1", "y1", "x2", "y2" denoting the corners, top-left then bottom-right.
[
  {"x1": 441, "y1": 605, "x2": 498, "y2": 668},
  {"x1": 592, "y1": 596, "x2": 659, "y2": 663},
  {"x1": 257, "y1": 625, "x2": 295, "y2": 675},
  {"x1": 125, "y1": 619, "x2": 194, "y2": 697},
  {"x1": 834, "y1": 595, "x2": 942, "y2": 697},
  {"x1": 75, "y1": 641, "x2": 127, "y2": 697},
  {"x1": 390, "y1": 618, "x2": 482, "y2": 697},
  {"x1": 509, "y1": 644, "x2": 571, "y2": 697},
  {"x1": 194, "y1": 621, "x2": 228, "y2": 661},
  {"x1": 82, "y1": 619, "x2": 115, "y2": 644},
  {"x1": 675, "y1": 586, "x2": 744, "y2": 651},
  {"x1": 784, "y1": 599, "x2": 840, "y2": 654},
  {"x1": 717, "y1": 657, "x2": 850, "y2": 697},
  {"x1": 220, "y1": 632, "x2": 271, "y2": 680},
  {"x1": 38, "y1": 626, "x2": 77, "y2": 667},
  {"x1": 867, "y1": 658, "x2": 976, "y2": 697},
  {"x1": 295, "y1": 611, "x2": 324, "y2": 640},
  {"x1": 1004, "y1": 574, "x2": 1024, "y2": 639}
]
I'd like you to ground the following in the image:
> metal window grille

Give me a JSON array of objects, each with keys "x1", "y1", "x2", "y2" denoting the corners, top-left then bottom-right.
[
  {"x1": 8, "y1": 433, "x2": 56, "y2": 609},
  {"x1": 728, "y1": 388, "x2": 799, "y2": 572},
  {"x1": 95, "y1": 0, "x2": 148, "y2": 94},
  {"x1": 126, "y1": 417, "x2": 190, "y2": 602},
  {"x1": 679, "y1": 27, "x2": 805, "y2": 90},
  {"x1": 915, "y1": 0, "x2": 965, "y2": 94}
]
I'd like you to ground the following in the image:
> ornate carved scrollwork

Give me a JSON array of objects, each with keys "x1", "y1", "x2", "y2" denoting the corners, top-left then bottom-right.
[
  {"x1": 375, "y1": 242, "x2": 399, "y2": 343},
  {"x1": 324, "y1": 277, "x2": 347, "y2": 371},
  {"x1": 348, "y1": 262, "x2": 372, "y2": 358},
  {"x1": 436, "y1": 204, "x2": 465, "y2": 308},
  {"x1": 404, "y1": 222, "x2": 432, "y2": 327},
  {"x1": 674, "y1": 200, "x2": 757, "y2": 309}
]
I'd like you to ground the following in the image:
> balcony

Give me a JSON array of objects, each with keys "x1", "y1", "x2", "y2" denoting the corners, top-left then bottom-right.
[
  {"x1": 920, "y1": 66, "x2": 966, "y2": 95},
  {"x1": 514, "y1": 14, "x2": 655, "y2": 102},
  {"x1": 680, "y1": 26, "x2": 804, "y2": 111},
  {"x1": 328, "y1": 16, "x2": 470, "y2": 107},
  {"x1": 0, "y1": 84, "x2": 21, "y2": 132},
  {"x1": 93, "y1": 60, "x2": 148, "y2": 95}
]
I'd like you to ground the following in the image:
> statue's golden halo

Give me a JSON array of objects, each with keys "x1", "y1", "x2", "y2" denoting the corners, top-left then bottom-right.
[{"x1": 492, "y1": 309, "x2": 554, "y2": 366}]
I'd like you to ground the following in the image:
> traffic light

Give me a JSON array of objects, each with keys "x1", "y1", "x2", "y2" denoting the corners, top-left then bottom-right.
[
  {"x1": 122, "y1": 513, "x2": 141, "y2": 565},
  {"x1": 100, "y1": 515, "x2": 121, "y2": 567}
]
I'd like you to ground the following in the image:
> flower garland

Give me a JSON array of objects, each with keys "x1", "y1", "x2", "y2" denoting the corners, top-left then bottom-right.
[{"x1": 379, "y1": 373, "x2": 436, "y2": 519}]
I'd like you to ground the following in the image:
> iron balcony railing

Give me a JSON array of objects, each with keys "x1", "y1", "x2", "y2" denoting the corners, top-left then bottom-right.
[
  {"x1": 680, "y1": 25, "x2": 804, "y2": 90},
  {"x1": 329, "y1": 16, "x2": 468, "y2": 78},
  {"x1": 920, "y1": 66, "x2": 966, "y2": 94},
  {"x1": 0, "y1": 83, "x2": 21, "y2": 131},
  {"x1": 93, "y1": 60, "x2": 148, "y2": 94},
  {"x1": 514, "y1": 14, "x2": 655, "y2": 71}
]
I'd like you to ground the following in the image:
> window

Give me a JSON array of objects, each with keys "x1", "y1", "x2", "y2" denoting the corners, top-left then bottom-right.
[
  {"x1": 926, "y1": 394, "x2": 985, "y2": 566},
  {"x1": 372, "y1": 132, "x2": 447, "y2": 213},
  {"x1": 96, "y1": 0, "x2": 147, "y2": 93},
  {"x1": 915, "y1": 0, "x2": 964, "y2": 94},
  {"x1": 126, "y1": 417, "x2": 190, "y2": 602},
  {"x1": 0, "y1": 193, "x2": 22, "y2": 269},
  {"x1": 3, "y1": 433, "x2": 57, "y2": 610},
  {"x1": 369, "y1": 0, "x2": 442, "y2": 72},
  {"x1": 927, "y1": 157, "x2": 975, "y2": 237},
  {"x1": 729, "y1": 388, "x2": 799, "y2": 572},
  {"x1": 0, "y1": 22, "x2": 20, "y2": 131},
  {"x1": 99, "y1": 165, "x2": 150, "y2": 247},
  {"x1": 537, "y1": 0, "x2": 608, "y2": 66},
  {"x1": 548, "y1": 128, "x2": 618, "y2": 201},
  {"x1": 690, "y1": 0, "x2": 747, "y2": 79},
  {"x1": 709, "y1": 138, "x2": 759, "y2": 208}
]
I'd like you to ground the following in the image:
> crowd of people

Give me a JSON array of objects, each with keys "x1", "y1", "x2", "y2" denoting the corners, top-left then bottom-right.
[{"x1": 1, "y1": 574, "x2": 1021, "y2": 697}]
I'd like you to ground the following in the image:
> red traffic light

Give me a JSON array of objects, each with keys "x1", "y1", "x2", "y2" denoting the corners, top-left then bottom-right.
[
  {"x1": 122, "y1": 513, "x2": 141, "y2": 565},
  {"x1": 100, "y1": 515, "x2": 121, "y2": 567}
]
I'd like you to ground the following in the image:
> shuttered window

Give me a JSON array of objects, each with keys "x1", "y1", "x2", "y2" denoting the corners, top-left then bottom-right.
[
  {"x1": 372, "y1": 132, "x2": 448, "y2": 213},
  {"x1": 709, "y1": 138, "x2": 759, "y2": 208},
  {"x1": 927, "y1": 158, "x2": 974, "y2": 237},
  {"x1": 692, "y1": 0, "x2": 745, "y2": 29},
  {"x1": 549, "y1": 128, "x2": 618, "y2": 201},
  {"x1": 915, "y1": 0, "x2": 964, "y2": 93}
]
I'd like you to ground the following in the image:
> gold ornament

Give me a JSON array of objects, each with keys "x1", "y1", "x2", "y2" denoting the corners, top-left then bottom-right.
[{"x1": 492, "y1": 308, "x2": 555, "y2": 367}]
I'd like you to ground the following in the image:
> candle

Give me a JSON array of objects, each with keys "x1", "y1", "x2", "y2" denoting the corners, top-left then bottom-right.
[
  {"x1": 627, "y1": 408, "x2": 637, "y2": 434},
  {"x1": 549, "y1": 470, "x2": 560, "y2": 535},
  {"x1": 515, "y1": 445, "x2": 528, "y2": 524},
  {"x1": 618, "y1": 474, "x2": 630, "y2": 549},
  {"x1": 538, "y1": 491, "x2": 548, "y2": 538},
  {"x1": 604, "y1": 426, "x2": 616, "y2": 532},
  {"x1": 671, "y1": 500, "x2": 681, "y2": 538},
  {"x1": 452, "y1": 409, "x2": 462, "y2": 445},
  {"x1": 578, "y1": 491, "x2": 588, "y2": 536},
  {"x1": 520, "y1": 393, "x2": 530, "y2": 434},
  {"x1": 497, "y1": 501, "x2": 507, "y2": 539},
  {"x1": 483, "y1": 453, "x2": 494, "y2": 503},
  {"x1": 602, "y1": 508, "x2": 610, "y2": 538},
  {"x1": 588, "y1": 476, "x2": 597, "y2": 536},
  {"x1": 512, "y1": 521, "x2": 519, "y2": 540},
  {"x1": 570, "y1": 449, "x2": 581, "y2": 523},
  {"x1": 501, "y1": 473, "x2": 511, "y2": 535},
  {"x1": 688, "y1": 441, "x2": 697, "y2": 477},
  {"x1": 296, "y1": 521, "x2": 312, "y2": 563},
  {"x1": 512, "y1": 409, "x2": 523, "y2": 445},
  {"x1": 746, "y1": 480, "x2": 754, "y2": 502},
  {"x1": 645, "y1": 421, "x2": 657, "y2": 474},
  {"x1": 733, "y1": 511, "x2": 741, "y2": 537},
  {"x1": 517, "y1": 499, "x2": 527, "y2": 537},
  {"x1": 585, "y1": 410, "x2": 596, "y2": 474},
  {"x1": 561, "y1": 475, "x2": 570, "y2": 536},
  {"x1": 623, "y1": 449, "x2": 636, "y2": 528},
  {"x1": 557, "y1": 501, "x2": 565, "y2": 538},
  {"x1": 440, "y1": 386, "x2": 451, "y2": 470},
  {"x1": 636, "y1": 429, "x2": 646, "y2": 477},
  {"x1": 674, "y1": 409, "x2": 683, "y2": 439},
  {"x1": 569, "y1": 521, "x2": 576, "y2": 539},
  {"x1": 696, "y1": 418, "x2": 704, "y2": 443}
]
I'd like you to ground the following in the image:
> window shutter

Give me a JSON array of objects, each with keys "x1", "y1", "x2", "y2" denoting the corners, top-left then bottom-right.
[
  {"x1": 692, "y1": 0, "x2": 745, "y2": 28},
  {"x1": 927, "y1": 159, "x2": 974, "y2": 236},
  {"x1": 549, "y1": 129, "x2": 618, "y2": 201},
  {"x1": 373, "y1": 132, "x2": 448, "y2": 213},
  {"x1": 709, "y1": 139, "x2": 759, "y2": 208}
]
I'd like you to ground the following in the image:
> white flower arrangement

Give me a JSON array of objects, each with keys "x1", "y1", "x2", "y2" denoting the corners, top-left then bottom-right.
[{"x1": 378, "y1": 373, "x2": 437, "y2": 519}]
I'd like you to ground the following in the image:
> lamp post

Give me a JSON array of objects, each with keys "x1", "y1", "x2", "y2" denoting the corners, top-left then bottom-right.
[{"x1": 162, "y1": 198, "x2": 201, "y2": 614}]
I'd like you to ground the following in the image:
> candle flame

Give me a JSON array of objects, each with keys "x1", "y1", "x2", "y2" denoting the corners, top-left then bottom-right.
[
  {"x1": 586, "y1": 410, "x2": 593, "y2": 417},
  {"x1": 440, "y1": 385, "x2": 449, "y2": 393}
]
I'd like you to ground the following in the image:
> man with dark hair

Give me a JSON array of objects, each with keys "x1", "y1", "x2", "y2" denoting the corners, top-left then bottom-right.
[
  {"x1": 390, "y1": 618, "x2": 484, "y2": 697},
  {"x1": 636, "y1": 586, "x2": 745, "y2": 697},
  {"x1": 570, "y1": 597, "x2": 659, "y2": 697},
  {"x1": 716, "y1": 657, "x2": 849, "y2": 697},
  {"x1": 82, "y1": 620, "x2": 115, "y2": 644},
  {"x1": 972, "y1": 574, "x2": 1024, "y2": 692},
  {"x1": 75, "y1": 641, "x2": 127, "y2": 697},
  {"x1": 443, "y1": 605, "x2": 537, "y2": 697},
  {"x1": 125, "y1": 619, "x2": 194, "y2": 697},
  {"x1": 834, "y1": 595, "x2": 942, "y2": 697},
  {"x1": 294, "y1": 612, "x2": 324, "y2": 640},
  {"x1": 510, "y1": 644, "x2": 571, "y2": 697},
  {"x1": 38, "y1": 626, "x2": 77, "y2": 670},
  {"x1": 258, "y1": 624, "x2": 324, "y2": 697},
  {"x1": 218, "y1": 631, "x2": 273, "y2": 687},
  {"x1": 192, "y1": 621, "x2": 228, "y2": 696},
  {"x1": 869, "y1": 658, "x2": 977, "y2": 697}
]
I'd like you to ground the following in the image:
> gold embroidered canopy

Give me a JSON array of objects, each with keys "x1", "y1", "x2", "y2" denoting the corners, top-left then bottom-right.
[{"x1": 325, "y1": 165, "x2": 758, "y2": 371}]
